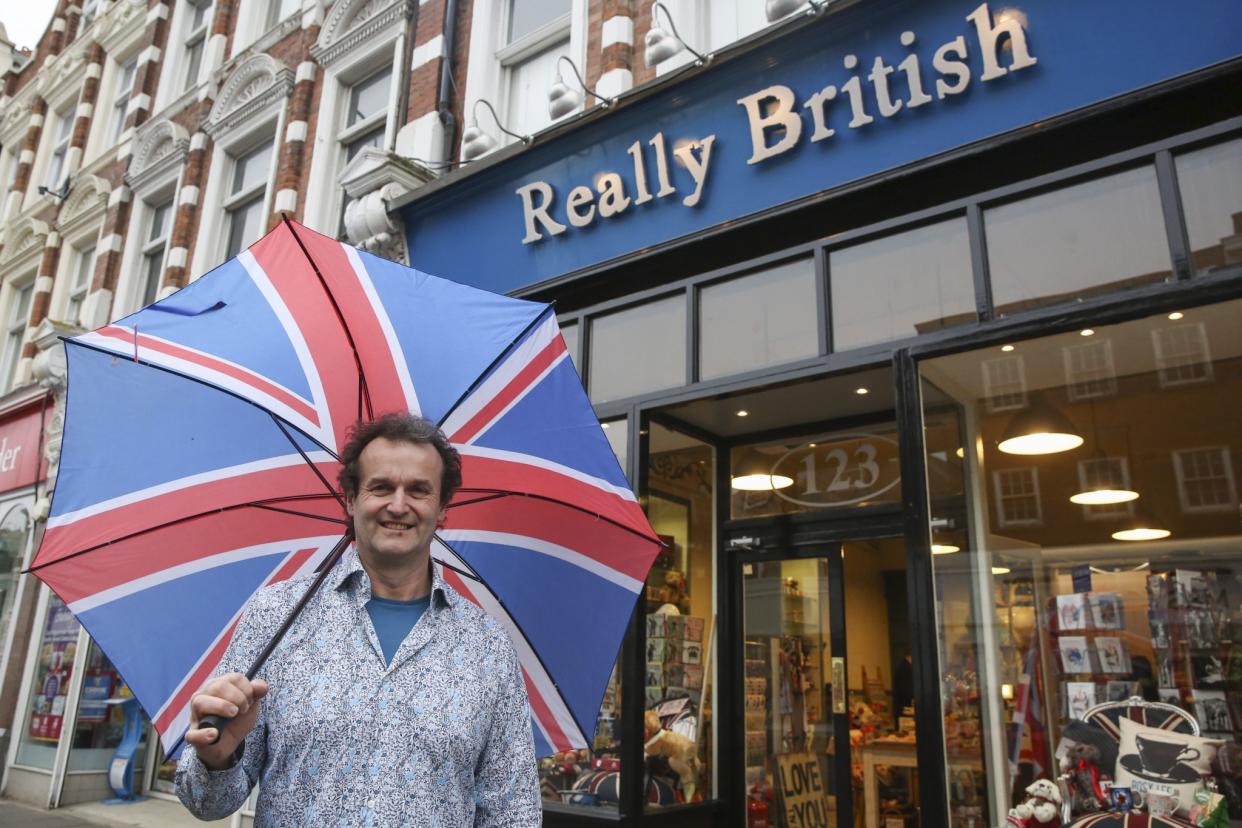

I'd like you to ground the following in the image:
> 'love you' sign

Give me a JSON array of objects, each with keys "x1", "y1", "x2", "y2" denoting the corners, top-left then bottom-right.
[{"x1": 775, "y1": 753, "x2": 832, "y2": 828}]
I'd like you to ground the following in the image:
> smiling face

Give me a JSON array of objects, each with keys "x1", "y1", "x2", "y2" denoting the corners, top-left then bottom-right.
[{"x1": 346, "y1": 437, "x2": 448, "y2": 567}]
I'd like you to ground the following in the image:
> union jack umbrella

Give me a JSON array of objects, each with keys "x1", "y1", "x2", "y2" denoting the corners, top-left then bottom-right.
[{"x1": 28, "y1": 218, "x2": 661, "y2": 760}]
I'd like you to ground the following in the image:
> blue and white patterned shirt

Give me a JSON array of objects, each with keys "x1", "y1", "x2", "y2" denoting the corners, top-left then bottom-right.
[{"x1": 176, "y1": 547, "x2": 542, "y2": 827}]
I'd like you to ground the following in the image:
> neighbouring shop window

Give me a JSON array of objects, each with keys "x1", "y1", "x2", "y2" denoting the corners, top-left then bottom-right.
[
  {"x1": 986, "y1": 167, "x2": 1171, "y2": 316},
  {"x1": 830, "y1": 217, "x2": 975, "y2": 350},
  {"x1": 730, "y1": 424, "x2": 903, "y2": 520},
  {"x1": 0, "y1": 503, "x2": 30, "y2": 667},
  {"x1": 920, "y1": 298, "x2": 1242, "y2": 825},
  {"x1": 67, "y1": 642, "x2": 142, "y2": 772},
  {"x1": 15, "y1": 593, "x2": 80, "y2": 768},
  {"x1": 698, "y1": 258, "x2": 817, "y2": 381},
  {"x1": 589, "y1": 295, "x2": 686, "y2": 403},
  {"x1": 642, "y1": 422, "x2": 716, "y2": 810},
  {"x1": 538, "y1": 653, "x2": 622, "y2": 811},
  {"x1": 1175, "y1": 137, "x2": 1242, "y2": 275}
]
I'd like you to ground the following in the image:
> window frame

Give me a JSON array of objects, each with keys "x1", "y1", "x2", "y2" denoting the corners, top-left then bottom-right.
[
  {"x1": 107, "y1": 56, "x2": 139, "y2": 146},
  {"x1": 0, "y1": 282, "x2": 34, "y2": 393},
  {"x1": 182, "y1": 0, "x2": 215, "y2": 94},
  {"x1": 43, "y1": 106, "x2": 75, "y2": 191},
  {"x1": 222, "y1": 139, "x2": 276, "y2": 259},
  {"x1": 1172, "y1": 446, "x2": 1238, "y2": 514},
  {"x1": 992, "y1": 466, "x2": 1043, "y2": 528}
]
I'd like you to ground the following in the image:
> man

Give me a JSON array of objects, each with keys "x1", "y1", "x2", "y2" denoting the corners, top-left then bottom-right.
[{"x1": 176, "y1": 414, "x2": 542, "y2": 826}]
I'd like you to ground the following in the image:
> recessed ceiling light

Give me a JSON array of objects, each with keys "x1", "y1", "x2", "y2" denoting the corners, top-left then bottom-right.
[
  {"x1": 855, "y1": 387, "x2": 869, "y2": 395},
  {"x1": 1080, "y1": 329, "x2": 1095, "y2": 337},
  {"x1": 1168, "y1": 311, "x2": 1184, "y2": 321},
  {"x1": 736, "y1": 409, "x2": 749, "y2": 417},
  {"x1": 991, "y1": 566, "x2": 1011, "y2": 575},
  {"x1": 955, "y1": 447, "x2": 965, "y2": 458},
  {"x1": 808, "y1": 443, "x2": 817, "y2": 448},
  {"x1": 1001, "y1": 344, "x2": 1015, "y2": 352},
  {"x1": 601, "y1": 422, "x2": 610, "y2": 429},
  {"x1": 931, "y1": 543, "x2": 960, "y2": 555},
  {"x1": 730, "y1": 473, "x2": 794, "y2": 491}
]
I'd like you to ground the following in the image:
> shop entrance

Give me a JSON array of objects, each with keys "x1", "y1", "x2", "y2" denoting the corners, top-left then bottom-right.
[{"x1": 729, "y1": 521, "x2": 921, "y2": 828}]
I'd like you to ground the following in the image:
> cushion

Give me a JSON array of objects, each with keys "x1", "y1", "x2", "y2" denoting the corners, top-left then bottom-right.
[
  {"x1": 1114, "y1": 717, "x2": 1224, "y2": 817},
  {"x1": 1069, "y1": 814, "x2": 1194, "y2": 828}
]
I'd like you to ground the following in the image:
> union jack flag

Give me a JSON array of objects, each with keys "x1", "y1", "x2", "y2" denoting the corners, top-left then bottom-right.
[{"x1": 31, "y1": 220, "x2": 660, "y2": 759}]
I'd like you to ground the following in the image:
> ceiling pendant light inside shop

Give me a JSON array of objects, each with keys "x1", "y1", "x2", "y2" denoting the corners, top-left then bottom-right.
[
  {"x1": 731, "y1": 449, "x2": 794, "y2": 491},
  {"x1": 1111, "y1": 509, "x2": 1171, "y2": 542},
  {"x1": 997, "y1": 396, "x2": 1084, "y2": 455}
]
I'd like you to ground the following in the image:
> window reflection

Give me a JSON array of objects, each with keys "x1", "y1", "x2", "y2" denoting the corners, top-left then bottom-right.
[
  {"x1": 1175, "y1": 138, "x2": 1242, "y2": 275},
  {"x1": 986, "y1": 168, "x2": 1171, "y2": 316},
  {"x1": 830, "y1": 218, "x2": 975, "y2": 350},
  {"x1": 921, "y1": 298, "x2": 1242, "y2": 823},
  {"x1": 589, "y1": 296, "x2": 686, "y2": 403}
]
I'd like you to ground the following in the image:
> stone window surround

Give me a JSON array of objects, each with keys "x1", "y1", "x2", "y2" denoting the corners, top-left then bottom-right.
[
  {"x1": 0, "y1": 217, "x2": 48, "y2": 390},
  {"x1": 461, "y1": 0, "x2": 588, "y2": 156},
  {"x1": 49, "y1": 175, "x2": 110, "y2": 328}
]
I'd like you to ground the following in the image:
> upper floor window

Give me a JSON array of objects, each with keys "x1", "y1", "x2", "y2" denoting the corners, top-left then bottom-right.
[
  {"x1": 337, "y1": 67, "x2": 391, "y2": 230},
  {"x1": 45, "y1": 108, "x2": 74, "y2": 189},
  {"x1": 500, "y1": 0, "x2": 571, "y2": 137},
  {"x1": 140, "y1": 199, "x2": 173, "y2": 307},
  {"x1": 265, "y1": 0, "x2": 300, "y2": 31},
  {"x1": 183, "y1": 0, "x2": 214, "y2": 93},
  {"x1": 66, "y1": 245, "x2": 95, "y2": 325},
  {"x1": 224, "y1": 141, "x2": 274, "y2": 258},
  {"x1": 108, "y1": 57, "x2": 138, "y2": 144},
  {"x1": 2, "y1": 284, "x2": 33, "y2": 391},
  {"x1": 81, "y1": 0, "x2": 102, "y2": 30}
]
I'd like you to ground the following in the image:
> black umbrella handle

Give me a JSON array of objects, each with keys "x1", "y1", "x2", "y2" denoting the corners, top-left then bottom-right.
[{"x1": 195, "y1": 532, "x2": 353, "y2": 746}]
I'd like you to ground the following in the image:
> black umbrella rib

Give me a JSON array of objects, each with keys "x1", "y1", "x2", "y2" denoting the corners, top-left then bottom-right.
[
  {"x1": 63, "y1": 339, "x2": 341, "y2": 462},
  {"x1": 269, "y1": 413, "x2": 345, "y2": 510},
  {"x1": 281, "y1": 216, "x2": 373, "y2": 422},
  {"x1": 24, "y1": 497, "x2": 347, "y2": 575},
  {"x1": 431, "y1": 532, "x2": 592, "y2": 745},
  {"x1": 436, "y1": 305, "x2": 555, "y2": 430}
]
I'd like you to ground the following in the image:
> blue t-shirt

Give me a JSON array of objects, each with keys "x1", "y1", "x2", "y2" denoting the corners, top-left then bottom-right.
[{"x1": 366, "y1": 595, "x2": 431, "y2": 665}]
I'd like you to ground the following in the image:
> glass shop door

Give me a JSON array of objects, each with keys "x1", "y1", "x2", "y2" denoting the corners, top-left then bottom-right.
[{"x1": 735, "y1": 532, "x2": 922, "y2": 828}]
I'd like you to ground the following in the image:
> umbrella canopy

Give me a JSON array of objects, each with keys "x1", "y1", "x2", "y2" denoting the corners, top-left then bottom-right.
[{"x1": 29, "y1": 219, "x2": 660, "y2": 759}]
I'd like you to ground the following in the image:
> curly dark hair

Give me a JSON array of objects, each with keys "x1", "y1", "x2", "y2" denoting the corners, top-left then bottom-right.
[{"x1": 337, "y1": 414, "x2": 462, "y2": 507}]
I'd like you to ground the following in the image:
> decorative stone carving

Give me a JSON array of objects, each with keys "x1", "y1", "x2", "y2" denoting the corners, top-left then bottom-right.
[
  {"x1": 0, "y1": 217, "x2": 50, "y2": 269},
  {"x1": 204, "y1": 54, "x2": 294, "y2": 137},
  {"x1": 31, "y1": 318, "x2": 78, "y2": 502},
  {"x1": 95, "y1": 0, "x2": 148, "y2": 54},
  {"x1": 312, "y1": 0, "x2": 414, "y2": 68},
  {"x1": 0, "y1": 94, "x2": 33, "y2": 146},
  {"x1": 38, "y1": 48, "x2": 87, "y2": 105},
  {"x1": 58, "y1": 174, "x2": 111, "y2": 239},
  {"x1": 126, "y1": 119, "x2": 190, "y2": 192},
  {"x1": 339, "y1": 146, "x2": 433, "y2": 265}
]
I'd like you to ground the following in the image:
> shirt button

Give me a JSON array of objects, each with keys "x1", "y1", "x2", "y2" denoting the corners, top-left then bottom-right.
[{"x1": 367, "y1": 799, "x2": 375, "y2": 808}]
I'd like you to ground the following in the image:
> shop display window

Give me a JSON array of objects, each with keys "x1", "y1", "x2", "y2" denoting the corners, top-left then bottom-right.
[
  {"x1": 829, "y1": 217, "x2": 975, "y2": 351},
  {"x1": 66, "y1": 642, "x2": 143, "y2": 772},
  {"x1": 588, "y1": 295, "x2": 686, "y2": 403},
  {"x1": 920, "y1": 298, "x2": 1242, "y2": 825},
  {"x1": 537, "y1": 653, "x2": 623, "y2": 811},
  {"x1": 986, "y1": 166, "x2": 1172, "y2": 317},
  {"x1": 15, "y1": 593, "x2": 80, "y2": 769},
  {"x1": 698, "y1": 258, "x2": 817, "y2": 381},
  {"x1": 0, "y1": 502, "x2": 30, "y2": 659},
  {"x1": 1175, "y1": 137, "x2": 1242, "y2": 275},
  {"x1": 642, "y1": 422, "x2": 716, "y2": 810}
]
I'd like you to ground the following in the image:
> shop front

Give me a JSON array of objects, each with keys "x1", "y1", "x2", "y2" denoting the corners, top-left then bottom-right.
[{"x1": 394, "y1": 0, "x2": 1242, "y2": 825}]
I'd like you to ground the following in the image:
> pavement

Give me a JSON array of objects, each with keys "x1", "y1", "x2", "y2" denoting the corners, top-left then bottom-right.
[{"x1": 0, "y1": 797, "x2": 231, "y2": 827}]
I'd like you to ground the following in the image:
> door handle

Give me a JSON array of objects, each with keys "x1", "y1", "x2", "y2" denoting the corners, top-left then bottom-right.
[{"x1": 831, "y1": 657, "x2": 846, "y2": 714}]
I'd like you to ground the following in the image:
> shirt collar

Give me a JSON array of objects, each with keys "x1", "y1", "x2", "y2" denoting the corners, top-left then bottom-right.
[{"x1": 331, "y1": 544, "x2": 455, "y2": 610}]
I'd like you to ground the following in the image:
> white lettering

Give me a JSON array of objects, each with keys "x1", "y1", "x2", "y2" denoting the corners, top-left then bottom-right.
[
  {"x1": 737, "y1": 85, "x2": 803, "y2": 165},
  {"x1": 840, "y1": 55, "x2": 874, "y2": 128},
  {"x1": 566, "y1": 185, "x2": 596, "y2": 227},
  {"x1": 803, "y1": 86, "x2": 838, "y2": 142},
  {"x1": 672, "y1": 135, "x2": 715, "y2": 207},
  {"x1": 897, "y1": 32, "x2": 933, "y2": 108},
  {"x1": 967, "y1": 2, "x2": 1037, "y2": 82},
  {"x1": 868, "y1": 55, "x2": 902, "y2": 118},
  {"x1": 516, "y1": 181, "x2": 567, "y2": 244},
  {"x1": 596, "y1": 173, "x2": 631, "y2": 218},
  {"x1": 649, "y1": 132, "x2": 677, "y2": 197},
  {"x1": 933, "y1": 36, "x2": 971, "y2": 98},
  {"x1": 626, "y1": 140, "x2": 654, "y2": 205}
]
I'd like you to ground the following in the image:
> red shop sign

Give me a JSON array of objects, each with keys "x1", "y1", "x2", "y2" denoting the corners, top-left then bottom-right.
[{"x1": 0, "y1": 400, "x2": 48, "y2": 493}]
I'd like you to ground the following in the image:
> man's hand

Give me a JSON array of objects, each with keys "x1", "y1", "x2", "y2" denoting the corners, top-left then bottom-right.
[{"x1": 185, "y1": 673, "x2": 268, "y2": 770}]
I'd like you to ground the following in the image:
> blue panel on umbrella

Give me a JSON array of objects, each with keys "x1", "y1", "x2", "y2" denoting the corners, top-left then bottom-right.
[
  {"x1": 115, "y1": 257, "x2": 314, "y2": 400},
  {"x1": 471, "y1": 360, "x2": 630, "y2": 491},
  {"x1": 354, "y1": 251, "x2": 547, "y2": 422},
  {"x1": 74, "y1": 550, "x2": 291, "y2": 722},
  {"x1": 449, "y1": 538, "x2": 634, "y2": 734},
  {"x1": 51, "y1": 345, "x2": 326, "y2": 517}
]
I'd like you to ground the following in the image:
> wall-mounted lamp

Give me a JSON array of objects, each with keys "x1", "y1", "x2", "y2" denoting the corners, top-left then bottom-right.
[
  {"x1": 766, "y1": 0, "x2": 828, "y2": 22},
  {"x1": 38, "y1": 177, "x2": 71, "y2": 202},
  {"x1": 548, "y1": 56, "x2": 614, "y2": 120},
  {"x1": 460, "y1": 100, "x2": 530, "y2": 162},
  {"x1": 645, "y1": 2, "x2": 708, "y2": 68}
]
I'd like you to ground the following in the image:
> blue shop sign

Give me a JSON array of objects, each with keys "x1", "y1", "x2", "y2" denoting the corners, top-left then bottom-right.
[{"x1": 400, "y1": 0, "x2": 1242, "y2": 294}]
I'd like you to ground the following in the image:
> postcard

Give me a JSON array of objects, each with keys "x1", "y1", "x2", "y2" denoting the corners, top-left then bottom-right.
[
  {"x1": 646, "y1": 614, "x2": 667, "y2": 639},
  {"x1": 1191, "y1": 654, "x2": 1226, "y2": 689},
  {"x1": 1158, "y1": 689, "x2": 1183, "y2": 707},
  {"x1": 683, "y1": 616, "x2": 705, "y2": 642},
  {"x1": 646, "y1": 662, "x2": 664, "y2": 688},
  {"x1": 1057, "y1": 594, "x2": 1089, "y2": 630},
  {"x1": 1094, "y1": 636, "x2": 1130, "y2": 674},
  {"x1": 1089, "y1": 592, "x2": 1124, "y2": 629},
  {"x1": 1174, "y1": 570, "x2": 1209, "y2": 608},
  {"x1": 1146, "y1": 574, "x2": 1170, "y2": 609},
  {"x1": 1186, "y1": 609, "x2": 1220, "y2": 648},
  {"x1": 682, "y1": 641, "x2": 703, "y2": 665},
  {"x1": 646, "y1": 638, "x2": 667, "y2": 663},
  {"x1": 1105, "y1": 680, "x2": 1140, "y2": 702},
  {"x1": 1194, "y1": 690, "x2": 1232, "y2": 733},
  {"x1": 1157, "y1": 652, "x2": 1176, "y2": 688},
  {"x1": 1059, "y1": 636, "x2": 1092, "y2": 674},
  {"x1": 1066, "y1": 681, "x2": 1096, "y2": 720},
  {"x1": 683, "y1": 664, "x2": 704, "y2": 690},
  {"x1": 1148, "y1": 610, "x2": 1170, "y2": 649}
]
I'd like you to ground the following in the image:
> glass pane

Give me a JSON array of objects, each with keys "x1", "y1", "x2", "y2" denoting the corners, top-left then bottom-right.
[
  {"x1": 0, "y1": 505, "x2": 30, "y2": 668},
  {"x1": 731, "y1": 424, "x2": 902, "y2": 520},
  {"x1": 699, "y1": 258, "x2": 817, "y2": 380},
  {"x1": 601, "y1": 417, "x2": 627, "y2": 480},
  {"x1": 987, "y1": 168, "x2": 1171, "y2": 316},
  {"x1": 16, "y1": 593, "x2": 80, "y2": 768},
  {"x1": 67, "y1": 642, "x2": 145, "y2": 772},
  {"x1": 74, "y1": 246, "x2": 95, "y2": 291},
  {"x1": 505, "y1": 39, "x2": 570, "y2": 139},
  {"x1": 920, "y1": 298, "x2": 1242, "y2": 824},
  {"x1": 232, "y1": 142, "x2": 273, "y2": 197},
  {"x1": 183, "y1": 39, "x2": 204, "y2": 91},
  {"x1": 831, "y1": 218, "x2": 975, "y2": 351},
  {"x1": 1176, "y1": 138, "x2": 1242, "y2": 275},
  {"x1": 645, "y1": 423, "x2": 716, "y2": 809},
  {"x1": 539, "y1": 652, "x2": 621, "y2": 811},
  {"x1": 559, "y1": 321, "x2": 580, "y2": 374},
  {"x1": 148, "y1": 200, "x2": 172, "y2": 243},
  {"x1": 348, "y1": 69, "x2": 392, "y2": 129},
  {"x1": 226, "y1": 196, "x2": 265, "y2": 258},
  {"x1": 589, "y1": 296, "x2": 686, "y2": 403},
  {"x1": 508, "y1": 0, "x2": 570, "y2": 41},
  {"x1": 141, "y1": 250, "x2": 164, "y2": 307},
  {"x1": 742, "y1": 557, "x2": 837, "y2": 821},
  {"x1": 345, "y1": 126, "x2": 385, "y2": 162}
]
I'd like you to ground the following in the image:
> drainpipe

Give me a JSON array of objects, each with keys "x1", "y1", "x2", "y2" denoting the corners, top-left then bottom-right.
[{"x1": 436, "y1": 0, "x2": 460, "y2": 165}]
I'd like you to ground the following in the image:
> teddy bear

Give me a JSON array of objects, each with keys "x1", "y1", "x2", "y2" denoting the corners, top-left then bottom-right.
[
  {"x1": 1006, "y1": 778, "x2": 1063, "y2": 828},
  {"x1": 644, "y1": 709, "x2": 701, "y2": 802},
  {"x1": 1059, "y1": 741, "x2": 1107, "y2": 814}
]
